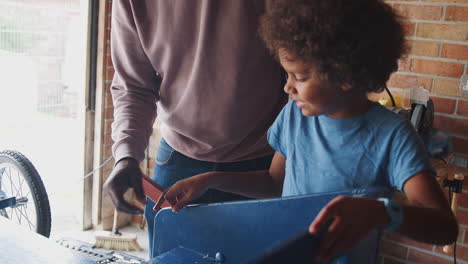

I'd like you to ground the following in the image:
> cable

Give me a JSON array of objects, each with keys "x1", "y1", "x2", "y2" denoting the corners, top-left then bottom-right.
[
  {"x1": 384, "y1": 86, "x2": 396, "y2": 107},
  {"x1": 82, "y1": 156, "x2": 113, "y2": 180},
  {"x1": 451, "y1": 188, "x2": 457, "y2": 264},
  {"x1": 46, "y1": 156, "x2": 113, "y2": 198},
  {"x1": 447, "y1": 186, "x2": 457, "y2": 264}
]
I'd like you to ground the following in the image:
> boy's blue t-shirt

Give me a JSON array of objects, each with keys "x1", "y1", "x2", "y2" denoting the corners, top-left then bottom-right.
[{"x1": 267, "y1": 101, "x2": 433, "y2": 197}]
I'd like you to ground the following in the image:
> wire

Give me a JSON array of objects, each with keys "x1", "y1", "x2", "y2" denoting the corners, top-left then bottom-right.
[
  {"x1": 384, "y1": 86, "x2": 396, "y2": 107},
  {"x1": 46, "y1": 156, "x2": 113, "y2": 198},
  {"x1": 447, "y1": 187, "x2": 457, "y2": 264},
  {"x1": 82, "y1": 156, "x2": 113, "y2": 180},
  {"x1": 437, "y1": 157, "x2": 448, "y2": 164}
]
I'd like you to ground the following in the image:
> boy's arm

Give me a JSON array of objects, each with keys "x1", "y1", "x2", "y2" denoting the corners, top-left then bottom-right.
[
  {"x1": 397, "y1": 171, "x2": 458, "y2": 244},
  {"x1": 309, "y1": 170, "x2": 458, "y2": 262},
  {"x1": 164, "y1": 152, "x2": 286, "y2": 212}
]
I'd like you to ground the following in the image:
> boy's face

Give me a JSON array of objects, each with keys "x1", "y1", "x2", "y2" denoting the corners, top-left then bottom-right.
[{"x1": 278, "y1": 49, "x2": 346, "y2": 117}]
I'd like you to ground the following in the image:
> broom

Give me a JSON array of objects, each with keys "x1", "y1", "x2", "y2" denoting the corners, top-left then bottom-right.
[{"x1": 94, "y1": 208, "x2": 142, "y2": 251}]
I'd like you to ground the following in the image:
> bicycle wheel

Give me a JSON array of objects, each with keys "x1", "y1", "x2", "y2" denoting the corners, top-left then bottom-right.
[{"x1": 0, "y1": 150, "x2": 51, "y2": 237}]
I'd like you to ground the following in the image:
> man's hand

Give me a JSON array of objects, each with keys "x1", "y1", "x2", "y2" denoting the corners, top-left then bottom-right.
[
  {"x1": 103, "y1": 158, "x2": 147, "y2": 214},
  {"x1": 164, "y1": 173, "x2": 212, "y2": 212},
  {"x1": 308, "y1": 196, "x2": 388, "y2": 262}
]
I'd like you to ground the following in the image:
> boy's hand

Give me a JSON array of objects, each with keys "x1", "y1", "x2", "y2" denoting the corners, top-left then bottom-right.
[
  {"x1": 309, "y1": 196, "x2": 388, "y2": 262},
  {"x1": 163, "y1": 173, "x2": 212, "y2": 212}
]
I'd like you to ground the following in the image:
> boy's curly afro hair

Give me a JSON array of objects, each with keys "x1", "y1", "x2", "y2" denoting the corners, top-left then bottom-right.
[{"x1": 259, "y1": 0, "x2": 406, "y2": 93}]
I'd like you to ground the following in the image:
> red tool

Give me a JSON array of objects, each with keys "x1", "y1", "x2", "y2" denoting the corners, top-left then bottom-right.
[{"x1": 141, "y1": 174, "x2": 171, "y2": 211}]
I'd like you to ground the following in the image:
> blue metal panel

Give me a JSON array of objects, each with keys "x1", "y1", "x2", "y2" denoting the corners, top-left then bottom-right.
[
  {"x1": 153, "y1": 187, "x2": 388, "y2": 263},
  {"x1": 148, "y1": 247, "x2": 214, "y2": 264}
]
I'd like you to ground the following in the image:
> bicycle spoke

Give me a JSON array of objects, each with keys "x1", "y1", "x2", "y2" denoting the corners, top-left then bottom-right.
[
  {"x1": 18, "y1": 205, "x2": 35, "y2": 230},
  {"x1": 13, "y1": 206, "x2": 21, "y2": 224},
  {"x1": 0, "y1": 208, "x2": 8, "y2": 218},
  {"x1": 0, "y1": 165, "x2": 36, "y2": 231},
  {"x1": 16, "y1": 170, "x2": 26, "y2": 198},
  {"x1": 0, "y1": 152, "x2": 50, "y2": 237},
  {"x1": 12, "y1": 205, "x2": 36, "y2": 231},
  {"x1": 7, "y1": 167, "x2": 22, "y2": 199}
]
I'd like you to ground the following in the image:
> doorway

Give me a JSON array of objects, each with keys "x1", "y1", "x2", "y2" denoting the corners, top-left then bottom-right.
[{"x1": 0, "y1": 0, "x2": 89, "y2": 238}]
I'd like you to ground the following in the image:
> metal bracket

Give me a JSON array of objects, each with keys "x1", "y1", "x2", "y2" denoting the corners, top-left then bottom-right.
[
  {"x1": 0, "y1": 196, "x2": 16, "y2": 210},
  {"x1": 443, "y1": 178, "x2": 464, "y2": 193}
]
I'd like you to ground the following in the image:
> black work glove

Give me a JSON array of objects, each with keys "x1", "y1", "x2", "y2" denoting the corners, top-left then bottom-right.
[{"x1": 103, "y1": 158, "x2": 147, "y2": 214}]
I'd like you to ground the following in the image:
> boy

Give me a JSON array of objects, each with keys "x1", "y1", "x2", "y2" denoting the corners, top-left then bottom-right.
[{"x1": 161, "y1": 0, "x2": 458, "y2": 262}]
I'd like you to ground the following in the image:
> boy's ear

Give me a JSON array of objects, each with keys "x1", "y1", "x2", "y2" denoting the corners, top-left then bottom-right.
[{"x1": 340, "y1": 83, "x2": 352, "y2": 92}]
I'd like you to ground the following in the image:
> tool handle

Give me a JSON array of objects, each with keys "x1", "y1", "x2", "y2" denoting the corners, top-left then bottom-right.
[
  {"x1": 141, "y1": 174, "x2": 171, "y2": 210},
  {"x1": 443, "y1": 173, "x2": 464, "y2": 254},
  {"x1": 112, "y1": 208, "x2": 121, "y2": 235}
]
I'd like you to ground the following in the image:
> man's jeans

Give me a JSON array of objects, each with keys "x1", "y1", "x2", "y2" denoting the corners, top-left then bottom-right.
[{"x1": 144, "y1": 138, "x2": 273, "y2": 258}]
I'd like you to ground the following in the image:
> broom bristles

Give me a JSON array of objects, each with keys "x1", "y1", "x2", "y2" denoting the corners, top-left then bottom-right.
[{"x1": 94, "y1": 230, "x2": 142, "y2": 251}]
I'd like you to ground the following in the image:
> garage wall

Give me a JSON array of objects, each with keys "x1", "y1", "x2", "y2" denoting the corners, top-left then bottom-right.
[{"x1": 379, "y1": 1, "x2": 468, "y2": 263}]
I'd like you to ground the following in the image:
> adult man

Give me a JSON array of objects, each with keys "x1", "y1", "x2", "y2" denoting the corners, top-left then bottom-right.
[{"x1": 104, "y1": 0, "x2": 287, "y2": 256}]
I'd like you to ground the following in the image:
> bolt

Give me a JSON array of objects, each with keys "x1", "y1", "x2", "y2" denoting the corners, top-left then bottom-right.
[{"x1": 215, "y1": 252, "x2": 225, "y2": 263}]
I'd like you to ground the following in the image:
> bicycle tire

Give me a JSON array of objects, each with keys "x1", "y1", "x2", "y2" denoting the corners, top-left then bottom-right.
[{"x1": 0, "y1": 150, "x2": 51, "y2": 237}]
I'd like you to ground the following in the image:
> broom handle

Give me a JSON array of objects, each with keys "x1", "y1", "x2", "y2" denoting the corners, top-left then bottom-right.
[
  {"x1": 112, "y1": 208, "x2": 121, "y2": 235},
  {"x1": 443, "y1": 173, "x2": 464, "y2": 254}
]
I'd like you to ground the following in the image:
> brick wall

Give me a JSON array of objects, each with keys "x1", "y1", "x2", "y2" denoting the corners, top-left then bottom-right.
[
  {"x1": 100, "y1": 0, "x2": 468, "y2": 261},
  {"x1": 102, "y1": 0, "x2": 113, "y2": 178},
  {"x1": 380, "y1": 1, "x2": 468, "y2": 263},
  {"x1": 101, "y1": 0, "x2": 118, "y2": 228}
]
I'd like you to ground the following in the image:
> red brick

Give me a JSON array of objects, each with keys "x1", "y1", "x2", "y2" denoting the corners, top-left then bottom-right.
[
  {"x1": 106, "y1": 53, "x2": 113, "y2": 67},
  {"x1": 434, "y1": 242, "x2": 464, "y2": 258},
  {"x1": 411, "y1": 59, "x2": 463, "y2": 78},
  {"x1": 458, "y1": 192, "x2": 468, "y2": 208},
  {"x1": 394, "y1": 4, "x2": 443, "y2": 20},
  {"x1": 425, "y1": 0, "x2": 468, "y2": 3},
  {"x1": 441, "y1": 44, "x2": 468, "y2": 61},
  {"x1": 431, "y1": 96, "x2": 456, "y2": 114},
  {"x1": 104, "y1": 119, "x2": 113, "y2": 135},
  {"x1": 401, "y1": 20, "x2": 416, "y2": 36},
  {"x1": 417, "y1": 23, "x2": 468, "y2": 41},
  {"x1": 408, "y1": 248, "x2": 454, "y2": 264},
  {"x1": 387, "y1": 74, "x2": 432, "y2": 90},
  {"x1": 407, "y1": 39, "x2": 440, "y2": 57},
  {"x1": 384, "y1": 233, "x2": 434, "y2": 251},
  {"x1": 103, "y1": 143, "x2": 112, "y2": 158},
  {"x1": 398, "y1": 58, "x2": 412, "y2": 72},
  {"x1": 103, "y1": 134, "x2": 114, "y2": 146},
  {"x1": 446, "y1": 6, "x2": 468, "y2": 22},
  {"x1": 458, "y1": 100, "x2": 468, "y2": 116},
  {"x1": 106, "y1": 67, "x2": 115, "y2": 80},
  {"x1": 102, "y1": 163, "x2": 114, "y2": 176},
  {"x1": 442, "y1": 243, "x2": 468, "y2": 262},
  {"x1": 453, "y1": 137, "x2": 468, "y2": 155},
  {"x1": 433, "y1": 79, "x2": 463, "y2": 97},
  {"x1": 433, "y1": 115, "x2": 468, "y2": 135},
  {"x1": 105, "y1": 26, "x2": 111, "y2": 42},
  {"x1": 105, "y1": 92, "x2": 114, "y2": 107},
  {"x1": 104, "y1": 106, "x2": 114, "y2": 119},
  {"x1": 380, "y1": 239, "x2": 409, "y2": 259}
]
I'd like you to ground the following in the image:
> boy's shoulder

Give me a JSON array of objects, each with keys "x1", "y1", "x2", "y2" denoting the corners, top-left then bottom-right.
[
  {"x1": 278, "y1": 101, "x2": 412, "y2": 131},
  {"x1": 369, "y1": 103, "x2": 408, "y2": 123},
  {"x1": 365, "y1": 103, "x2": 414, "y2": 133}
]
